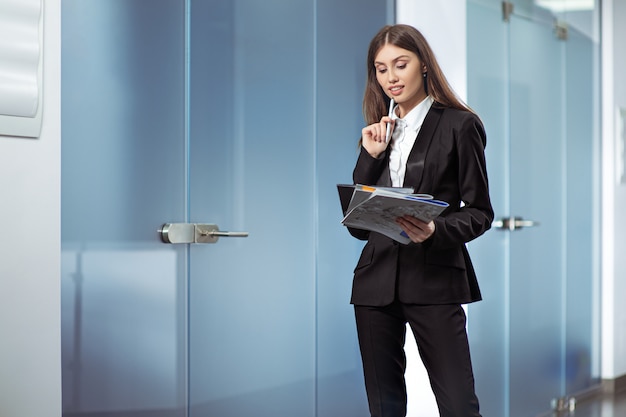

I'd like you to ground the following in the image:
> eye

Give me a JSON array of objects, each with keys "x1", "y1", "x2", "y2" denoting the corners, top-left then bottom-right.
[
  {"x1": 376, "y1": 67, "x2": 387, "y2": 74},
  {"x1": 396, "y1": 63, "x2": 407, "y2": 70}
]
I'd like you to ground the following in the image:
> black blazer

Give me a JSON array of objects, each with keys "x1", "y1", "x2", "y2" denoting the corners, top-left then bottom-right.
[{"x1": 349, "y1": 104, "x2": 494, "y2": 306}]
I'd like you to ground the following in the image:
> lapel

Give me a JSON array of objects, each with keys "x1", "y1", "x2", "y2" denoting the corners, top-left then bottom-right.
[{"x1": 403, "y1": 105, "x2": 443, "y2": 192}]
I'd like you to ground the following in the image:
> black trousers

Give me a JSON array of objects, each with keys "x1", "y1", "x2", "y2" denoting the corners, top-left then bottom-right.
[{"x1": 354, "y1": 302, "x2": 481, "y2": 417}]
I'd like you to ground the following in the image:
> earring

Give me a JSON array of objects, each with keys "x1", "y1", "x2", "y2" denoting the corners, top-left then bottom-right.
[{"x1": 423, "y1": 72, "x2": 428, "y2": 95}]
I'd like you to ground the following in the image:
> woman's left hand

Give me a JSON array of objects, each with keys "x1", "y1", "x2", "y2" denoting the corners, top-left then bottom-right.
[{"x1": 396, "y1": 215, "x2": 435, "y2": 243}]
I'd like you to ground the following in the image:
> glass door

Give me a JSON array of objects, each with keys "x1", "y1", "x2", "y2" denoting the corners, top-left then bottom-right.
[
  {"x1": 185, "y1": 1, "x2": 318, "y2": 414},
  {"x1": 186, "y1": 1, "x2": 390, "y2": 415},
  {"x1": 61, "y1": 1, "x2": 188, "y2": 415},
  {"x1": 466, "y1": 1, "x2": 600, "y2": 416},
  {"x1": 61, "y1": 1, "x2": 391, "y2": 416},
  {"x1": 508, "y1": 12, "x2": 568, "y2": 415}
]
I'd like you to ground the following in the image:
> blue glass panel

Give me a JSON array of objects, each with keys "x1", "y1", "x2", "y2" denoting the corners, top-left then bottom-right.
[
  {"x1": 467, "y1": 2, "x2": 600, "y2": 417},
  {"x1": 187, "y1": 1, "x2": 317, "y2": 416},
  {"x1": 187, "y1": 1, "x2": 391, "y2": 416},
  {"x1": 315, "y1": 1, "x2": 389, "y2": 416},
  {"x1": 564, "y1": 26, "x2": 599, "y2": 394},
  {"x1": 61, "y1": 1, "x2": 187, "y2": 415},
  {"x1": 508, "y1": 16, "x2": 564, "y2": 417},
  {"x1": 466, "y1": 3, "x2": 509, "y2": 417}
]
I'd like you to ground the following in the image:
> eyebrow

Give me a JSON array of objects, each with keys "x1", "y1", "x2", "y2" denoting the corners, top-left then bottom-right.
[{"x1": 374, "y1": 55, "x2": 411, "y2": 66}]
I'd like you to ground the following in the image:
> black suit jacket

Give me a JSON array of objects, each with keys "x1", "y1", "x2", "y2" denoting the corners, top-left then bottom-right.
[{"x1": 349, "y1": 104, "x2": 494, "y2": 306}]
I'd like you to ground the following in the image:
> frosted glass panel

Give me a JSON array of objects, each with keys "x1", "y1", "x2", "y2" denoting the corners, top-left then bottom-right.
[
  {"x1": 467, "y1": 1, "x2": 599, "y2": 417},
  {"x1": 508, "y1": 16, "x2": 564, "y2": 416},
  {"x1": 61, "y1": 1, "x2": 187, "y2": 415},
  {"x1": 187, "y1": 1, "x2": 389, "y2": 416},
  {"x1": 61, "y1": 1, "x2": 412, "y2": 416},
  {"x1": 188, "y1": 1, "x2": 316, "y2": 415},
  {"x1": 61, "y1": 0, "x2": 388, "y2": 412},
  {"x1": 315, "y1": 1, "x2": 388, "y2": 415},
  {"x1": 466, "y1": 3, "x2": 508, "y2": 417},
  {"x1": 564, "y1": 25, "x2": 597, "y2": 394}
]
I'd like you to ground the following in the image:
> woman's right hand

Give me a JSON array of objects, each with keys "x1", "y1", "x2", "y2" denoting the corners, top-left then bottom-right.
[{"x1": 361, "y1": 116, "x2": 394, "y2": 158}]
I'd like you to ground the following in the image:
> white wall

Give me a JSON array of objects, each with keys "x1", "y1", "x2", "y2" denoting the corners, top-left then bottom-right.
[
  {"x1": 396, "y1": 0, "x2": 467, "y2": 101},
  {"x1": 0, "y1": 0, "x2": 62, "y2": 416},
  {"x1": 602, "y1": 0, "x2": 626, "y2": 380}
]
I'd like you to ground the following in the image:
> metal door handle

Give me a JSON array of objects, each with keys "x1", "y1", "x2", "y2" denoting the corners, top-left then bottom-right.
[
  {"x1": 159, "y1": 223, "x2": 249, "y2": 244},
  {"x1": 492, "y1": 216, "x2": 539, "y2": 231},
  {"x1": 195, "y1": 224, "x2": 248, "y2": 243}
]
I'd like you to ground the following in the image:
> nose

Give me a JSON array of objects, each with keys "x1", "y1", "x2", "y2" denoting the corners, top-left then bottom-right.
[{"x1": 387, "y1": 68, "x2": 398, "y2": 84}]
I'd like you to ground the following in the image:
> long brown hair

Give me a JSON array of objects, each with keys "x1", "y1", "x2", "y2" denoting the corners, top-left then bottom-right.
[{"x1": 363, "y1": 24, "x2": 472, "y2": 125}]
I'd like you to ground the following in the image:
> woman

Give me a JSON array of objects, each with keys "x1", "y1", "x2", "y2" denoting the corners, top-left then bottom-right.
[{"x1": 349, "y1": 24, "x2": 493, "y2": 417}]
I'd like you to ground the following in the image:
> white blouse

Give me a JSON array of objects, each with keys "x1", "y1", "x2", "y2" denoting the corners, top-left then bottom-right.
[{"x1": 388, "y1": 95, "x2": 434, "y2": 187}]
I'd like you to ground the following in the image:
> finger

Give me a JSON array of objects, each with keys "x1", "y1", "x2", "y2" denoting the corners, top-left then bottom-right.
[
  {"x1": 373, "y1": 121, "x2": 386, "y2": 142},
  {"x1": 396, "y1": 217, "x2": 415, "y2": 234},
  {"x1": 402, "y1": 215, "x2": 428, "y2": 229},
  {"x1": 361, "y1": 125, "x2": 374, "y2": 140},
  {"x1": 362, "y1": 124, "x2": 384, "y2": 143},
  {"x1": 397, "y1": 217, "x2": 426, "y2": 242},
  {"x1": 398, "y1": 216, "x2": 418, "y2": 230}
]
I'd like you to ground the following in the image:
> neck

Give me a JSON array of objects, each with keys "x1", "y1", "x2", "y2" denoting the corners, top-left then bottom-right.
[{"x1": 397, "y1": 93, "x2": 428, "y2": 118}]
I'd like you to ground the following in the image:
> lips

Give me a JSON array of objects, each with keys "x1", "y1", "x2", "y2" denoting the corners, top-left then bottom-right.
[{"x1": 389, "y1": 86, "x2": 403, "y2": 96}]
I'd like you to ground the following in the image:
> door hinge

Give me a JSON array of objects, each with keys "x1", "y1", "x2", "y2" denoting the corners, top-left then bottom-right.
[
  {"x1": 555, "y1": 19, "x2": 569, "y2": 40},
  {"x1": 502, "y1": 1, "x2": 514, "y2": 22}
]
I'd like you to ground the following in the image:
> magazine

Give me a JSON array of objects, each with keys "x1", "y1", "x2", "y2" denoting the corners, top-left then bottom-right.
[{"x1": 337, "y1": 184, "x2": 448, "y2": 244}]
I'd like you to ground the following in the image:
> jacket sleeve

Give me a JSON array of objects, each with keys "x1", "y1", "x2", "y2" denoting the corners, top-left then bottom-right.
[
  {"x1": 353, "y1": 145, "x2": 388, "y2": 185},
  {"x1": 429, "y1": 113, "x2": 494, "y2": 249}
]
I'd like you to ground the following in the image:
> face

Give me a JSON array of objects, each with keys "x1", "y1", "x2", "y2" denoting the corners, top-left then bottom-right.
[{"x1": 374, "y1": 43, "x2": 426, "y2": 116}]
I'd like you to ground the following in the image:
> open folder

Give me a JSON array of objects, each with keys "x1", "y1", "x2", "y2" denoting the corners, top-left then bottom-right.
[{"x1": 337, "y1": 184, "x2": 448, "y2": 244}]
